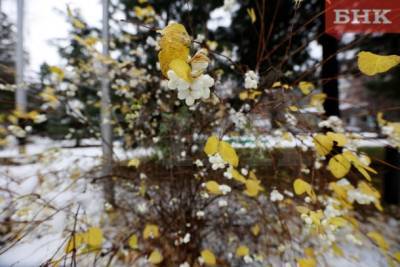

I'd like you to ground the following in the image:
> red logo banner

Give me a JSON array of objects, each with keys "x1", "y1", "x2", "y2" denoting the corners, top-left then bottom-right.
[{"x1": 325, "y1": 0, "x2": 400, "y2": 38}]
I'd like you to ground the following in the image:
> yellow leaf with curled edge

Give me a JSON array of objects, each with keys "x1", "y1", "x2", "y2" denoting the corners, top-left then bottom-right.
[
  {"x1": 128, "y1": 158, "x2": 140, "y2": 168},
  {"x1": 297, "y1": 257, "x2": 317, "y2": 267},
  {"x1": 143, "y1": 224, "x2": 159, "y2": 240},
  {"x1": 128, "y1": 234, "x2": 138, "y2": 249},
  {"x1": 251, "y1": 224, "x2": 260, "y2": 236},
  {"x1": 343, "y1": 151, "x2": 377, "y2": 181},
  {"x1": 289, "y1": 105, "x2": 299, "y2": 112},
  {"x1": 148, "y1": 249, "x2": 163, "y2": 264},
  {"x1": 169, "y1": 58, "x2": 192, "y2": 83},
  {"x1": 158, "y1": 23, "x2": 191, "y2": 77},
  {"x1": 310, "y1": 93, "x2": 327, "y2": 108},
  {"x1": 358, "y1": 51, "x2": 400, "y2": 76},
  {"x1": 236, "y1": 245, "x2": 250, "y2": 257},
  {"x1": 231, "y1": 168, "x2": 247, "y2": 184},
  {"x1": 328, "y1": 154, "x2": 351, "y2": 179},
  {"x1": 205, "y1": 181, "x2": 222, "y2": 195},
  {"x1": 204, "y1": 135, "x2": 219, "y2": 155},
  {"x1": 313, "y1": 134, "x2": 333, "y2": 157},
  {"x1": 247, "y1": 8, "x2": 256, "y2": 23},
  {"x1": 219, "y1": 141, "x2": 239, "y2": 167},
  {"x1": 293, "y1": 179, "x2": 316, "y2": 202},
  {"x1": 201, "y1": 249, "x2": 217, "y2": 266},
  {"x1": 327, "y1": 132, "x2": 347, "y2": 147},
  {"x1": 244, "y1": 179, "x2": 264, "y2": 197},
  {"x1": 299, "y1": 81, "x2": 315, "y2": 95},
  {"x1": 86, "y1": 227, "x2": 103, "y2": 248},
  {"x1": 272, "y1": 81, "x2": 282, "y2": 88},
  {"x1": 293, "y1": 179, "x2": 310, "y2": 195},
  {"x1": 367, "y1": 231, "x2": 389, "y2": 252}
]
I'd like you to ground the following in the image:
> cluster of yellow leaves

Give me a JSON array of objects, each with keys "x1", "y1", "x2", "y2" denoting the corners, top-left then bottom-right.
[
  {"x1": 293, "y1": 178, "x2": 316, "y2": 202},
  {"x1": 204, "y1": 136, "x2": 264, "y2": 197},
  {"x1": 204, "y1": 135, "x2": 239, "y2": 167},
  {"x1": 158, "y1": 23, "x2": 191, "y2": 78},
  {"x1": 65, "y1": 227, "x2": 103, "y2": 253},
  {"x1": 239, "y1": 89, "x2": 261, "y2": 101},
  {"x1": 134, "y1": 5, "x2": 156, "y2": 22},
  {"x1": 358, "y1": 51, "x2": 400, "y2": 76},
  {"x1": 8, "y1": 110, "x2": 43, "y2": 124},
  {"x1": 328, "y1": 151, "x2": 377, "y2": 181}
]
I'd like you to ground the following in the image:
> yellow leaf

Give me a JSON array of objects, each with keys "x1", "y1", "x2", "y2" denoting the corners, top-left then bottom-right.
[
  {"x1": 143, "y1": 224, "x2": 159, "y2": 240},
  {"x1": 328, "y1": 154, "x2": 351, "y2": 179},
  {"x1": 158, "y1": 23, "x2": 191, "y2": 77},
  {"x1": 230, "y1": 168, "x2": 247, "y2": 184},
  {"x1": 297, "y1": 257, "x2": 316, "y2": 267},
  {"x1": 72, "y1": 18, "x2": 85, "y2": 29},
  {"x1": 247, "y1": 8, "x2": 257, "y2": 23},
  {"x1": 367, "y1": 231, "x2": 389, "y2": 252},
  {"x1": 169, "y1": 58, "x2": 192, "y2": 83},
  {"x1": 328, "y1": 217, "x2": 348, "y2": 228},
  {"x1": 293, "y1": 179, "x2": 316, "y2": 202},
  {"x1": 293, "y1": 178, "x2": 311, "y2": 195},
  {"x1": 310, "y1": 93, "x2": 327, "y2": 108},
  {"x1": 251, "y1": 224, "x2": 260, "y2": 236},
  {"x1": 236, "y1": 245, "x2": 250, "y2": 257},
  {"x1": 128, "y1": 158, "x2": 140, "y2": 168},
  {"x1": 148, "y1": 249, "x2": 163, "y2": 264},
  {"x1": 204, "y1": 135, "x2": 219, "y2": 155},
  {"x1": 244, "y1": 179, "x2": 264, "y2": 197},
  {"x1": 358, "y1": 51, "x2": 400, "y2": 76},
  {"x1": 49, "y1": 66, "x2": 65, "y2": 80},
  {"x1": 218, "y1": 141, "x2": 239, "y2": 167},
  {"x1": 296, "y1": 205, "x2": 310, "y2": 214},
  {"x1": 313, "y1": 134, "x2": 333, "y2": 157},
  {"x1": 86, "y1": 227, "x2": 103, "y2": 248},
  {"x1": 289, "y1": 105, "x2": 299, "y2": 112},
  {"x1": 205, "y1": 181, "x2": 222, "y2": 195},
  {"x1": 326, "y1": 132, "x2": 347, "y2": 147},
  {"x1": 128, "y1": 234, "x2": 138, "y2": 249},
  {"x1": 65, "y1": 233, "x2": 84, "y2": 253},
  {"x1": 299, "y1": 81, "x2": 315, "y2": 95},
  {"x1": 201, "y1": 249, "x2": 217, "y2": 266},
  {"x1": 332, "y1": 243, "x2": 344, "y2": 257}
]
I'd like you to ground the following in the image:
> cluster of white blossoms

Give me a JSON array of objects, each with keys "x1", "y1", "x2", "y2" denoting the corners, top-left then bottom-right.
[
  {"x1": 318, "y1": 116, "x2": 344, "y2": 133},
  {"x1": 167, "y1": 49, "x2": 214, "y2": 106},
  {"x1": 209, "y1": 153, "x2": 227, "y2": 170},
  {"x1": 270, "y1": 189, "x2": 284, "y2": 202},
  {"x1": 244, "y1": 70, "x2": 259, "y2": 89}
]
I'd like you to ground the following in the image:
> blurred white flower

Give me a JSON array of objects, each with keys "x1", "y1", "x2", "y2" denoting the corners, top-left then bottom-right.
[
  {"x1": 244, "y1": 70, "x2": 259, "y2": 89},
  {"x1": 270, "y1": 189, "x2": 284, "y2": 202},
  {"x1": 209, "y1": 153, "x2": 226, "y2": 170},
  {"x1": 167, "y1": 70, "x2": 190, "y2": 91}
]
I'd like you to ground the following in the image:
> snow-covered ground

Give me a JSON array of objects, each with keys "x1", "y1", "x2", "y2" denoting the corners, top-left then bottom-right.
[{"x1": 0, "y1": 137, "x2": 398, "y2": 267}]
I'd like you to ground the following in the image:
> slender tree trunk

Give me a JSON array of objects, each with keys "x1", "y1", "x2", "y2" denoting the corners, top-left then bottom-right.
[{"x1": 101, "y1": 0, "x2": 114, "y2": 205}]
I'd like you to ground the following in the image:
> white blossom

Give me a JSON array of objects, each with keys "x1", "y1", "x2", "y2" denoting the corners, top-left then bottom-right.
[
  {"x1": 270, "y1": 189, "x2": 284, "y2": 202},
  {"x1": 244, "y1": 70, "x2": 259, "y2": 89},
  {"x1": 209, "y1": 153, "x2": 226, "y2": 170}
]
